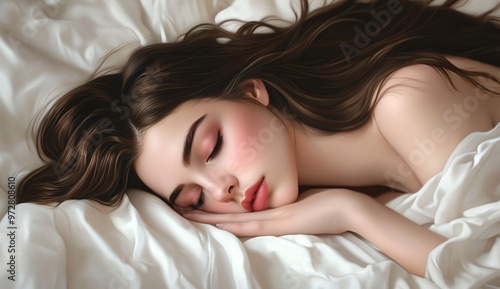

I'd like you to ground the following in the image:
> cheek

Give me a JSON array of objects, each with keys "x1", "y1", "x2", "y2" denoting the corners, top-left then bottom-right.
[
  {"x1": 229, "y1": 106, "x2": 265, "y2": 136},
  {"x1": 225, "y1": 108, "x2": 268, "y2": 167}
]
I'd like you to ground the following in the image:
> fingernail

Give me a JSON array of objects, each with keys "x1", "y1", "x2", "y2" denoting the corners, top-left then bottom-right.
[{"x1": 216, "y1": 224, "x2": 225, "y2": 229}]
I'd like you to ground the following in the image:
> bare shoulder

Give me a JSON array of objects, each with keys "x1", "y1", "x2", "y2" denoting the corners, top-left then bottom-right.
[{"x1": 373, "y1": 63, "x2": 499, "y2": 184}]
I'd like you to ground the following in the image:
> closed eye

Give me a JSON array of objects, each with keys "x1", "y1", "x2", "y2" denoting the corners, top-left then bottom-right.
[
  {"x1": 207, "y1": 132, "x2": 223, "y2": 161},
  {"x1": 192, "y1": 189, "x2": 204, "y2": 210}
]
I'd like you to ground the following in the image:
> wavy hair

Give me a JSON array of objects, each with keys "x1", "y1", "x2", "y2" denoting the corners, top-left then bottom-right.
[{"x1": 17, "y1": 0, "x2": 500, "y2": 205}]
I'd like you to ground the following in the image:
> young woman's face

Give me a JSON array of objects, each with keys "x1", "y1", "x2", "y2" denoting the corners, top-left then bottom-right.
[{"x1": 135, "y1": 80, "x2": 299, "y2": 214}]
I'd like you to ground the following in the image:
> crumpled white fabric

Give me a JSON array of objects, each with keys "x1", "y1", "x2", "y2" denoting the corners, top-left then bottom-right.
[
  {"x1": 1, "y1": 0, "x2": 500, "y2": 288},
  {"x1": 386, "y1": 124, "x2": 500, "y2": 289}
]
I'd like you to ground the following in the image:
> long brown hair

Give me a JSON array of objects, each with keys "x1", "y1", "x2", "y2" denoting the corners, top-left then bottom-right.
[{"x1": 17, "y1": 0, "x2": 500, "y2": 205}]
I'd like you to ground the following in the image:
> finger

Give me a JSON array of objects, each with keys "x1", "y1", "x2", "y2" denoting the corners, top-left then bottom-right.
[
  {"x1": 215, "y1": 221, "x2": 274, "y2": 237},
  {"x1": 184, "y1": 210, "x2": 279, "y2": 225},
  {"x1": 216, "y1": 220, "x2": 296, "y2": 237}
]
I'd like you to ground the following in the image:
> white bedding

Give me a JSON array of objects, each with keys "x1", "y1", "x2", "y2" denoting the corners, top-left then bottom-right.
[{"x1": 1, "y1": 0, "x2": 499, "y2": 288}]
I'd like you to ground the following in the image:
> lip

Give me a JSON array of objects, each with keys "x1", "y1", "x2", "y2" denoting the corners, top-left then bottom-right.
[{"x1": 241, "y1": 178, "x2": 268, "y2": 212}]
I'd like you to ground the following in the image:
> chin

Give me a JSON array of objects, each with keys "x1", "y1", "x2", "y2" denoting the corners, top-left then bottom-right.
[{"x1": 274, "y1": 191, "x2": 299, "y2": 208}]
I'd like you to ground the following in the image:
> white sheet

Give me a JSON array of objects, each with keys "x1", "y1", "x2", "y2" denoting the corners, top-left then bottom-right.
[
  {"x1": 1, "y1": 0, "x2": 499, "y2": 288},
  {"x1": 390, "y1": 125, "x2": 500, "y2": 288}
]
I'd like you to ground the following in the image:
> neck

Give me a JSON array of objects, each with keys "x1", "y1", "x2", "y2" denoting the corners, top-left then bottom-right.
[{"x1": 286, "y1": 118, "x2": 417, "y2": 192}]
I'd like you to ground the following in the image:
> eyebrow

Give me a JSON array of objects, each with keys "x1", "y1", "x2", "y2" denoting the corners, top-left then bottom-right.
[
  {"x1": 170, "y1": 114, "x2": 207, "y2": 206},
  {"x1": 183, "y1": 114, "x2": 207, "y2": 166}
]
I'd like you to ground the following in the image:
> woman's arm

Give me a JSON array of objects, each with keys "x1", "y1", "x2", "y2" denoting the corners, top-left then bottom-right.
[
  {"x1": 185, "y1": 188, "x2": 445, "y2": 277},
  {"x1": 349, "y1": 192, "x2": 446, "y2": 277}
]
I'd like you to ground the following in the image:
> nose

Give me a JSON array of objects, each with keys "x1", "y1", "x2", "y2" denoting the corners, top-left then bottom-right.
[{"x1": 198, "y1": 171, "x2": 238, "y2": 202}]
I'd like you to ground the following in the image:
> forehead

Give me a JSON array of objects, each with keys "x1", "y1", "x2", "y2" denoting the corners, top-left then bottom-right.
[{"x1": 134, "y1": 100, "x2": 209, "y2": 192}]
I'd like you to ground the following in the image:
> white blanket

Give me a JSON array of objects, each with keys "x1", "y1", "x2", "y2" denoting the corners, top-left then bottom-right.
[
  {"x1": 1, "y1": 0, "x2": 499, "y2": 288},
  {"x1": 390, "y1": 125, "x2": 500, "y2": 289}
]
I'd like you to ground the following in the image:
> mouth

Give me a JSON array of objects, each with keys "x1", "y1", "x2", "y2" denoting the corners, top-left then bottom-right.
[{"x1": 241, "y1": 178, "x2": 268, "y2": 212}]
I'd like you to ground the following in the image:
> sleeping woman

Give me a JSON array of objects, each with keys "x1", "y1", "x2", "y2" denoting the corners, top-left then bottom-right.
[{"x1": 17, "y1": 0, "x2": 500, "y2": 278}]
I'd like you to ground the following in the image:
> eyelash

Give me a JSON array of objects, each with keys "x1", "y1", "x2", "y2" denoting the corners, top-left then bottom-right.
[
  {"x1": 192, "y1": 132, "x2": 222, "y2": 209},
  {"x1": 193, "y1": 131, "x2": 223, "y2": 210},
  {"x1": 192, "y1": 189, "x2": 204, "y2": 210},
  {"x1": 207, "y1": 132, "x2": 223, "y2": 161}
]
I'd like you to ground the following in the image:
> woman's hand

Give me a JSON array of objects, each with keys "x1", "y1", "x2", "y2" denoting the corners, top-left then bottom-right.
[
  {"x1": 183, "y1": 188, "x2": 366, "y2": 237},
  {"x1": 185, "y1": 188, "x2": 446, "y2": 277}
]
